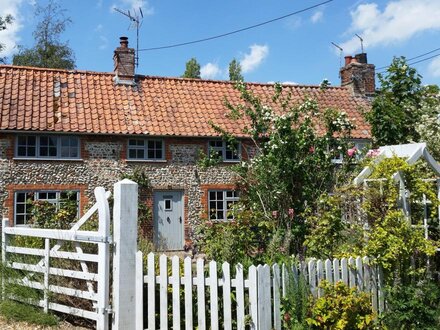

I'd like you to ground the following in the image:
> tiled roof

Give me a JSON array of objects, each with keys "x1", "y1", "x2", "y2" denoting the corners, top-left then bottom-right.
[{"x1": 0, "y1": 65, "x2": 371, "y2": 139}]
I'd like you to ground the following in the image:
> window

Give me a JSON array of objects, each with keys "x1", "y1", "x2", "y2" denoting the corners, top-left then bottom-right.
[
  {"x1": 14, "y1": 190, "x2": 79, "y2": 226},
  {"x1": 15, "y1": 135, "x2": 80, "y2": 159},
  {"x1": 128, "y1": 139, "x2": 164, "y2": 160},
  {"x1": 208, "y1": 140, "x2": 240, "y2": 161},
  {"x1": 208, "y1": 190, "x2": 239, "y2": 221}
]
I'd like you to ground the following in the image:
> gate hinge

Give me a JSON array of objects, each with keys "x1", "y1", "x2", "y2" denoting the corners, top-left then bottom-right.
[{"x1": 97, "y1": 306, "x2": 113, "y2": 315}]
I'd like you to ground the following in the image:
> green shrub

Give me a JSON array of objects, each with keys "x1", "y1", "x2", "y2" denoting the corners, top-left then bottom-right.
[
  {"x1": 281, "y1": 270, "x2": 310, "y2": 329},
  {"x1": 0, "y1": 300, "x2": 58, "y2": 326},
  {"x1": 381, "y1": 279, "x2": 440, "y2": 330},
  {"x1": 306, "y1": 281, "x2": 376, "y2": 329}
]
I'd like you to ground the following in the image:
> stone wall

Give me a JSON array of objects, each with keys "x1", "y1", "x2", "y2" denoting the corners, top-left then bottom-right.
[{"x1": 0, "y1": 135, "x2": 236, "y2": 245}]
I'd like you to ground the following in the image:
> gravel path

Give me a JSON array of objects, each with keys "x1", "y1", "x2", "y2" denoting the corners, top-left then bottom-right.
[{"x1": 0, "y1": 316, "x2": 89, "y2": 329}]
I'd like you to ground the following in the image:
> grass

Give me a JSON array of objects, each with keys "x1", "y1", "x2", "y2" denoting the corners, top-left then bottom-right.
[{"x1": 0, "y1": 300, "x2": 58, "y2": 327}]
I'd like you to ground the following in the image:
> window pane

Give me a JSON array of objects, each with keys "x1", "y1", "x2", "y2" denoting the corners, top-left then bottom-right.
[
  {"x1": 15, "y1": 215, "x2": 25, "y2": 225},
  {"x1": 28, "y1": 146, "x2": 36, "y2": 156},
  {"x1": 16, "y1": 193, "x2": 26, "y2": 202},
  {"x1": 18, "y1": 136, "x2": 27, "y2": 145},
  {"x1": 128, "y1": 149, "x2": 137, "y2": 158},
  {"x1": 16, "y1": 204, "x2": 25, "y2": 214},
  {"x1": 17, "y1": 146, "x2": 27, "y2": 156}
]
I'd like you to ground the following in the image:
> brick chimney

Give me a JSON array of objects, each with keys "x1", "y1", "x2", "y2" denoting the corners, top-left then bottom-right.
[
  {"x1": 113, "y1": 36, "x2": 135, "y2": 85},
  {"x1": 340, "y1": 53, "x2": 375, "y2": 97}
]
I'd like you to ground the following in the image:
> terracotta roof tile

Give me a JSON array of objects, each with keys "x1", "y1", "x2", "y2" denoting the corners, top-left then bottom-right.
[{"x1": 0, "y1": 65, "x2": 371, "y2": 139}]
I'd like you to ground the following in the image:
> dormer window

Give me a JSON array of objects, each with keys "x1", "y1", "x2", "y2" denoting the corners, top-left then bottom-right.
[
  {"x1": 15, "y1": 135, "x2": 80, "y2": 159},
  {"x1": 208, "y1": 140, "x2": 241, "y2": 162}
]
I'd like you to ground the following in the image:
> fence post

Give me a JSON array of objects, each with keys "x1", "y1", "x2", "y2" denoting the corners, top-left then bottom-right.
[
  {"x1": 112, "y1": 179, "x2": 138, "y2": 330},
  {"x1": 1, "y1": 218, "x2": 9, "y2": 300}
]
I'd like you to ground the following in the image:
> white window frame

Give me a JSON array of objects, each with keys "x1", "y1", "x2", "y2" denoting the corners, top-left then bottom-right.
[
  {"x1": 127, "y1": 138, "x2": 165, "y2": 161},
  {"x1": 208, "y1": 140, "x2": 241, "y2": 162},
  {"x1": 331, "y1": 139, "x2": 371, "y2": 164},
  {"x1": 15, "y1": 135, "x2": 80, "y2": 160},
  {"x1": 14, "y1": 190, "x2": 80, "y2": 226},
  {"x1": 208, "y1": 190, "x2": 239, "y2": 221}
]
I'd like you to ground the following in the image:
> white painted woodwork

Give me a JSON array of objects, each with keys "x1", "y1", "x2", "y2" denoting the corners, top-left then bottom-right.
[
  {"x1": 196, "y1": 258, "x2": 206, "y2": 330},
  {"x1": 171, "y1": 256, "x2": 181, "y2": 330},
  {"x1": 112, "y1": 179, "x2": 138, "y2": 330},
  {"x1": 135, "y1": 251, "x2": 144, "y2": 330}
]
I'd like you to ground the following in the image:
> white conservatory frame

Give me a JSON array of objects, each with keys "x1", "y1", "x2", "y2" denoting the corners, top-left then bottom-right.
[{"x1": 353, "y1": 143, "x2": 440, "y2": 245}]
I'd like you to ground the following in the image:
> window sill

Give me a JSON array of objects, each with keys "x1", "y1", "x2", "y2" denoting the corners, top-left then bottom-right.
[
  {"x1": 222, "y1": 160, "x2": 240, "y2": 163},
  {"x1": 126, "y1": 159, "x2": 167, "y2": 163},
  {"x1": 13, "y1": 157, "x2": 83, "y2": 161}
]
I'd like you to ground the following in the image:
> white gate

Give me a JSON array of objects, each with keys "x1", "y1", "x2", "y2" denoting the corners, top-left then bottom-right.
[{"x1": 1, "y1": 186, "x2": 112, "y2": 329}]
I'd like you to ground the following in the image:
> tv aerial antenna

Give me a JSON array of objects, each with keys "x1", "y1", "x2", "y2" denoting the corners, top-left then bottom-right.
[
  {"x1": 355, "y1": 34, "x2": 364, "y2": 53},
  {"x1": 331, "y1": 42, "x2": 344, "y2": 76},
  {"x1": 114, "y1": 7, "x2": 144, "y2": 68}
]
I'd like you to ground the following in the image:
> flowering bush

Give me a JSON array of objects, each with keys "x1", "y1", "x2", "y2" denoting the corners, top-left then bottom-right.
[{"x1": 198, "y1": 82, "x2": 355, "y2": 260}]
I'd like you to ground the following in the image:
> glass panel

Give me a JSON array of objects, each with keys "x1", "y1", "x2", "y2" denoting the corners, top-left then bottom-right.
[
  {"x1": 128, "y1": 149, "x2": 137, "y2": 158},
  {"x1": 209, "y1": 191, "x2": 216, "y2": 200},
  {"x1": 18, "y1": 136, "x2": 27, "y2": 145},
  {"x1": 15, "y1": 215, "x2": 25, "y2": 225},
  {"x1": 16, "y1": 193, "x2": 26, "y2": 202},
  {"x1": 28, "y1": 146, "x2": 36, "y2": 156},
  {"x1": 164, "y1": 199, "x2": 172, "y2": 211},
  {"x1": 16, "y1": 204, "x2": 25, "y2": 213},
  {"x1": 17, "y1": 146, "x2": 26, "y2": 156}
]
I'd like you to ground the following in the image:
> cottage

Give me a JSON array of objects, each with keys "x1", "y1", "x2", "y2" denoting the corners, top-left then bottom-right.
[{"x1": 0, "y1": 37, "x2": 373, "y2": 250}]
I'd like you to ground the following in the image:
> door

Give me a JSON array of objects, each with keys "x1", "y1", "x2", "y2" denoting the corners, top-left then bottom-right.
[{"x1": 153, "y1": 191, "x2": 184, "y2": 251}]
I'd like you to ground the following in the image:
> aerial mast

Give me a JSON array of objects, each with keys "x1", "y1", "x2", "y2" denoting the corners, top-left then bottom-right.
[{"x1": 114, "y1": 7, "x2": 144, "y2": 68}]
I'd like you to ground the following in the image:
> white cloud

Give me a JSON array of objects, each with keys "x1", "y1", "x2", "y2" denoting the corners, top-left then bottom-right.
[
  {"x1": 341, "y1": 0, "x2": 440, "y2": 54},
  {"x1": 428, "y1": 57, "x2": 440, "y2": 78},
  {"x1": 111, "y1": 0, "x2": 154, "y2": 16},
  {"x1": 200, "y1": 62, "x2": 222, "y2": 79},
  {"x1": 0, "y1": 0, "x2": 25, "y2": 57},
  {"x1": 285, "y1": 17, "x2": 302, "y2": 30},
  {"x1": 311, "y1": 10, "x2": 323, "y2": 23},
  {"x1": 240, "y1": 44, "x2": 269, "y2": 73}
]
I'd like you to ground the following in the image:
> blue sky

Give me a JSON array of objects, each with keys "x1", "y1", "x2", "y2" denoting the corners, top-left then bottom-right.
[{"x1": 1, "y1": 0, "x2": 440, "y2": 86}]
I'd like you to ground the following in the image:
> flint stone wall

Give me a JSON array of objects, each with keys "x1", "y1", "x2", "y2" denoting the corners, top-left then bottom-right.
[{"x1": 0, "y1": 139, "x2": 236, "y2": 242}]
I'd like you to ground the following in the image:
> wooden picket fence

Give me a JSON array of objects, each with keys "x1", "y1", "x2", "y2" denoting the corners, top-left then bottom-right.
[{"x1": 135, "y1": 253, "x2": 384, "y2": 330}]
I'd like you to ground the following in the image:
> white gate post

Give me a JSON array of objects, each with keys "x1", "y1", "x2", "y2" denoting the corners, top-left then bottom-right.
[{"x1": 112, "y1": 179, "x2": 139, "y2": 330}]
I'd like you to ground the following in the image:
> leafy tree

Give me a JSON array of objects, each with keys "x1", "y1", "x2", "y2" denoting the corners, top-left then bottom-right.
[
  {"x1": 415, "y1": 86, "x2": 440, "y2": 159},
  {"x1": 228, "y1": 58, "x2": 243, "y2": 81},
  {"x1": 12, "y1": 0, "x2": 75, "y2": 69},
  {"x1": 198, "y1": 82, "x2": 355, "y2": 260},
  {"x1": 182, "y1": 57, "x2": 201, "y2": 79},
  {"x1": 366, "y1": 57, "x2": 437, "y2": 146},
  {"x1": 0, "y1": 15, "x2": 13, "y2": 63}
]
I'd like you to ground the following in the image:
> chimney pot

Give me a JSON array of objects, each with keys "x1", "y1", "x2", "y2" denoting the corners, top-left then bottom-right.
[
  {"x1": 344, "y1": 56, "x2": 353, "y2": 66},
  {"x1": 120, "y1": 36, "x2": 129, "y2": 48}
]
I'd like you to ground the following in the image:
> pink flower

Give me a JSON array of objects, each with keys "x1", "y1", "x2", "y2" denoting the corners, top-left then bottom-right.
[
  {"x1": 309, "y1": 146, "x2": 315, "y2": 153},
  {"x1": 347, "y1": 147, "x2": 357, "y2": 157},
  {"x1": 272, "y1": 210, "x2": 279, "y2": 219},
  {"x1": 366, "y1": 149, "x2": 380, "y2": 158},
  {"x1": 288, "y1": 208, "x2": 295, "y2": 219}
]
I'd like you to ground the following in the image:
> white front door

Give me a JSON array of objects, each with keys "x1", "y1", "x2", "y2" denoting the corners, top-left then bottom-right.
[{"x1": 153, "y1": 191, "x2": 184, "y2": 251}]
